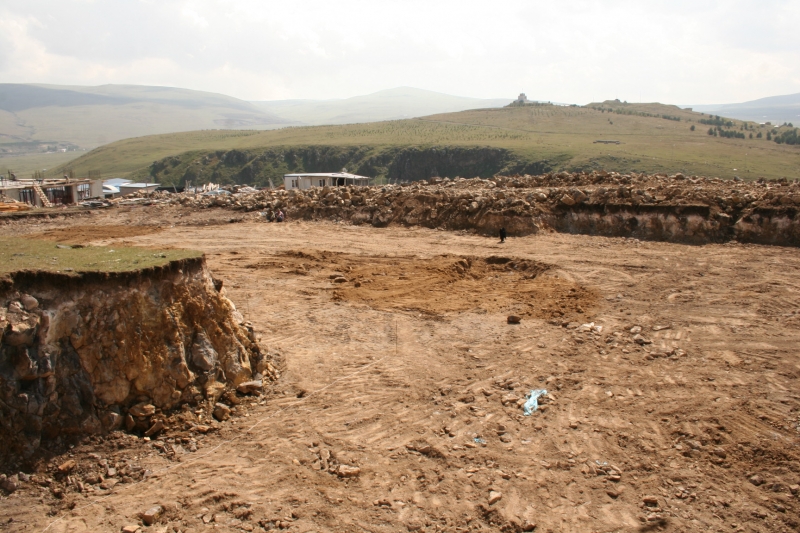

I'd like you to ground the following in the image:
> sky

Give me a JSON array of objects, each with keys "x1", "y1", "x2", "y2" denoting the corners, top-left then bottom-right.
[{"x1": 1, "y1": 0, "x2": 798, "y2": 105}]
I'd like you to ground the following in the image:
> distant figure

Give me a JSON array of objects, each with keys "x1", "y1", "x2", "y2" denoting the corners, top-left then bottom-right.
[
  {"x1": 275, "y1": 209, "x2": 285, "y2": 223},
  {"x1": 499, "y1": 227, "x2": 507, "y2": 243}
]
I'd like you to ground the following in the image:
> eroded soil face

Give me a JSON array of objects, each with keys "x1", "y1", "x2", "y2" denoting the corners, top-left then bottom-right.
[{"x1": 2, "y1": 207, "x2": 800, "y2": 533}]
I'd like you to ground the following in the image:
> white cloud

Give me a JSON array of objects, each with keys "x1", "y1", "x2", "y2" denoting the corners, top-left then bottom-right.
[{"x1": 0, "y1": 0, "x2": 798, "y2": 104}]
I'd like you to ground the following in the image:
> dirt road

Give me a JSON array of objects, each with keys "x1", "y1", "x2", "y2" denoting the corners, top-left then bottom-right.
[{"x1": 3, "y1": 207, "x2": 800, "y2": 533}]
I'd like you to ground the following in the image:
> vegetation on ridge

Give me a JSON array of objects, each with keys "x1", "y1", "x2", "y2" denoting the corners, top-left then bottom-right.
[
  {"x1": 0, "y1": 238, "x2": 201, "y2": 274},
  {"x1": 46, "y1": 101, "x2": 800, "y2": 184}
]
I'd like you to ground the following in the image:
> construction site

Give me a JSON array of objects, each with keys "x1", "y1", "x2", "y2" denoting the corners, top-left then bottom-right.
[{"x1": 0, "y1": 171, "x2": 799, "y2": 533}]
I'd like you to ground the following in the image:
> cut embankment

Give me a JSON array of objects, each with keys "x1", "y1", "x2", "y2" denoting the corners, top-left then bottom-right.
[{"x1": 0, "y1": 243, "x2": 278, "y2": 464}]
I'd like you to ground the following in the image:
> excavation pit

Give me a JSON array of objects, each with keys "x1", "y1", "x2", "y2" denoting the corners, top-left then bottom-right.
[{"x1": 247, "y1": 250, "x2": 598, "y2": 321}]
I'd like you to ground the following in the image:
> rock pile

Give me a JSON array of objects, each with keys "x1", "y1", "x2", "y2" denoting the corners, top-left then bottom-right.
[
  {"x1": 127, "y1": 171, "x2": 800, "y2": 246},
  {"x1": 0, "y1": 256, "x2": 279, "y2": 462}
]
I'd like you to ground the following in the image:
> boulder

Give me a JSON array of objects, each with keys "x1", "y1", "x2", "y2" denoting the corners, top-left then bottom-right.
[
  {"x1": 191, "y1": 331, "x2": 218, "y2": 371},
  {"x1": 19, "y1": 294, "x2": 39, "y2": 311}
]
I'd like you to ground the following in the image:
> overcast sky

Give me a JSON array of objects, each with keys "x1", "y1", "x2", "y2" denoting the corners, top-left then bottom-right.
[{"x1": 1, "y1": 0, "x2": 798, "y2": 105}]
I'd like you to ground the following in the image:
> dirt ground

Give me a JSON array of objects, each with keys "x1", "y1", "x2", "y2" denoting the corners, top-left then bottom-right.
[{"x1": 3, "y1": 206, "x2": 800, "y2": 533}]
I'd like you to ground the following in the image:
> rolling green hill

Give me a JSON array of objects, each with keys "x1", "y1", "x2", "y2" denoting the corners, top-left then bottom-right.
[{"x1": 53, "y1": 100, "x2": 800, "y2": 185}]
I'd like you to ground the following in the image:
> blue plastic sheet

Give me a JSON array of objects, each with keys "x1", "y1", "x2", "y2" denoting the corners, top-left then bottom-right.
[
  {"x1": 523, "y1": 389, "x2": 547, "y2": 416},
  {"x1": 473, "y1": 437, "x2": 486, "y2": 444}
]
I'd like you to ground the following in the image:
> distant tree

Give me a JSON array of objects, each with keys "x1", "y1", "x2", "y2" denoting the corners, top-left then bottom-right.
[
  {"x1": 767, "y1": 132, "x2": 772, "y2": 141},
  {"x1": 690, "y1": 125, "x2": 696, "y2": 131},
  {"x1": 749, "y1": 133, "x2": 753, "y2": 139},
  {"x1": 757, "y1": 132, "x2": 763, "y2": 139},
  {"x1": 708, "y1": 128, "x2": 714, "y2": 135}
]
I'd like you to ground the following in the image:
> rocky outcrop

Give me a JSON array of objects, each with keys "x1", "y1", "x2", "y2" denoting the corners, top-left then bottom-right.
[{"x1": 0, "y1": 257, "x2": 278, "y2": 461}]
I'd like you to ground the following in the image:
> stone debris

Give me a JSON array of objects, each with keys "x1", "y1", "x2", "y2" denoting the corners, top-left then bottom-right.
[
  {"x1": 58, "y1": 460, "x2": 77, "y2": 473},
  {"x1": 121, "y1": 526, "x2": 141, "y2": 533},
  {"x1": 642, "y1": 495, "x2": 660, "y2": 506},
  {"x1": 335, "y1": 465, "x2": 362, "y2": 478},
  {"x1": 236, "y1": 380, "x2": 263, "y2": 395},
  {"x1": 488, "y1": 490, "x2": 503, "y2": 505},
  {"x1": 0, "y1": 474, "x2": 19, "y2": 493},
  {"x1": 144, "y1": 420, "x2": 165, "y2": 437},
  {"x1": 140, "y1": 505, "x2": 164, "y2": 526},
  {"x1": 121, "y1": 171, "x2": 800, "y2": 246},
  {"x1": 19, "y1": 294, "x2": 39, "y2": 311},
  {"x1": 129, "y1": 403, "x2": 156, "y2": 418},
  {"x1": 213, "y1": 403, "x2": 232, "y2": 422},
  {"x1": 507, "y1": 315, "x2": 522, "y2": 324}
]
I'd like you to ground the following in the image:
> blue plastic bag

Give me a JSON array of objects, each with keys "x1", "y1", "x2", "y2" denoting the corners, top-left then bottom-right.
[{"x1": 523, "y1": 389, "x2": 547, "y2": 416}]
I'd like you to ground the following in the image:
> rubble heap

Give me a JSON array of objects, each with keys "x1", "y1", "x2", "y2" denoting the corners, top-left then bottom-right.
[
  {"x1": 131, "y1": 171, "x2": 800, "y2": 246},
  {"x1": 0, "y1": 256, "x2": 279, "y2": 462}
]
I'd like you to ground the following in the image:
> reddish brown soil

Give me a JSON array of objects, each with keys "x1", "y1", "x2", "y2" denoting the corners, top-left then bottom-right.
[{"x1": 2, "y1": 206, "x2": 800, "y2": 533}]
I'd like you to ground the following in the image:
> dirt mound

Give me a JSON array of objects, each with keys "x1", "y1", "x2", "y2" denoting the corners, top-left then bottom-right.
[{"x1": 248, "y1": 250, "x2": 596, "y2": 321}]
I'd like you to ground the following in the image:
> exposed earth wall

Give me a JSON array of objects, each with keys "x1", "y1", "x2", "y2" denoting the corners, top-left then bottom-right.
[{"x1": 0, "y1": 257, "x2": 277, "y2": 461}]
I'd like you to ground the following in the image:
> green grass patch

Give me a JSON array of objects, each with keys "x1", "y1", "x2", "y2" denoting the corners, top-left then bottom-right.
[{"x1": 0, "y1": 238, "x2": 201, "y2": 275}]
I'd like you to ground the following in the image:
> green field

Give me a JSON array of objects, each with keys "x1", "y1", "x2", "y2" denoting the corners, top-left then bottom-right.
[
  {"x1": 50, "y1": 101, "x2": 800, "y2": 183},
  {"x1": 0, "y1": 238, "x2": 201, "y2": 274},
  {"x1": 0, "y1": 151, "x2": 86, "y2": 178}
]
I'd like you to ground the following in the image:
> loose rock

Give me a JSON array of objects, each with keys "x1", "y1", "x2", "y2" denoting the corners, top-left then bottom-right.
[
  {"x1": 213, "y1": 403, "x2": 232, "y2": 422},
  {"x1": 140, "y1": 505, "x2": 164, "y2": 526}
]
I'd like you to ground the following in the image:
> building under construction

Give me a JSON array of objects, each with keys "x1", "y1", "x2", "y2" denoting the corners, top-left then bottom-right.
[{"x1": 0, "y1": 177, "x2": 103, "y2": 208}]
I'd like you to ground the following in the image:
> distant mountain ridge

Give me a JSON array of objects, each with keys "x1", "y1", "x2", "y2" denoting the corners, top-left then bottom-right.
[
  {"x1": 251, "y1": 87, "x2": 511, "y2": 125},
  {"x1": 0, "y1": 84, "x2": 512, "y2": 156},
  {"x1": 691, "y1": 92, "x2": 800, "y2": 125},
  {"x1": 0, "y1": 83, "x2": 290, "y2": 151}
]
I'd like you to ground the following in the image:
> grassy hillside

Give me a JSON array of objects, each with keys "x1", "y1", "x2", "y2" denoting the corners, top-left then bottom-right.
[
  {"x1": 0, "y1": 83, "x2": 289, "y2": 151},
  {"x1": 54, "y1": 101, "x2": 800, "y2": 185},
  {"x1": 251, "y1": 87, "x2": 510, "y2": 125}
]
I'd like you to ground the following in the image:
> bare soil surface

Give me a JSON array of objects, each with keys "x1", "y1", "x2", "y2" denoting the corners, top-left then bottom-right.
[
  {"x1": 31, "y1": 224, "x2": 165, "y2": 244},
  {"x1": 3, "y1": 206, "x2": 800, "y2": 533}
]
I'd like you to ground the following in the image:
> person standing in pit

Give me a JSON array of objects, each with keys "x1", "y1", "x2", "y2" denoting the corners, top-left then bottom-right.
[{"x1": 499, "y1": 227, "x2": 507, "y2": 243}]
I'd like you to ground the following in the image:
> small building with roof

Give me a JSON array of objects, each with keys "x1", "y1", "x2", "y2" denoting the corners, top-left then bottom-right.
[
  {"x1": 118, "y1": 182, "x2": 160, "y2": 195},
  {"x1": 283, "y1": 171, "x2": 370, "y2": 191},
  {"x1": 0, "y1": 177, "x2": 102, "y2": 207}
]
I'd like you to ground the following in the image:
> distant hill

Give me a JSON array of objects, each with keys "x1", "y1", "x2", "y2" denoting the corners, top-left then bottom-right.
[
  {"x1": 57, "y1": 100, "x2": 800, "y2": 184},
  {"x1": 251, "y1": 87, "x2": 511, "y2": 125},
  {"x1": 0, "y1": 83, "x2": 290, "y2": 152},
  {"x1": 691, "y1": 93, "x2": 800, "y2": 125}
]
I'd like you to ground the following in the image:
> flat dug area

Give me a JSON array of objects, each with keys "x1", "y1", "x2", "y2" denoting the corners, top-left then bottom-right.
[{"x1": 3, "y1": 207, "x2": 800, "y2": 533}]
